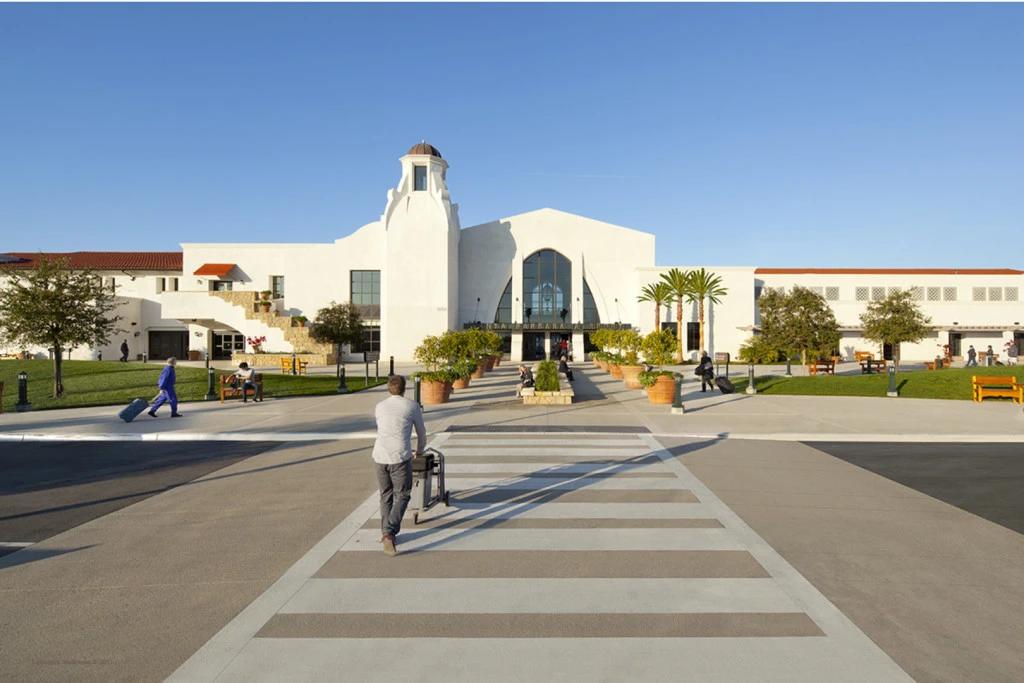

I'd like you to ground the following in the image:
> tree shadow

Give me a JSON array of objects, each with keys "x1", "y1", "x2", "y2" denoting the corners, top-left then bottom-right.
[{"x1": 0, "y1": 544, "x2": 97, "y2": 570}]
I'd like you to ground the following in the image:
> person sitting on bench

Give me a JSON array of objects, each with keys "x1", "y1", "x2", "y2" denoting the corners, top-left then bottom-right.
[
  {"x1": 516, "y1": 365, "x2": 535, "y2": 397},
  {"x1": 558, "y1": 355, "x2": 575, "y2": 382},
  {"x1": 231, "y1": 362, "x2": 260, "y2": 403}
]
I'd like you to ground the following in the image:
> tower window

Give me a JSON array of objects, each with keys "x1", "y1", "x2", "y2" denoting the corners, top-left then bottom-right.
[{"x1": 414, "y1": 165, "x2": 427, "y2": 191}]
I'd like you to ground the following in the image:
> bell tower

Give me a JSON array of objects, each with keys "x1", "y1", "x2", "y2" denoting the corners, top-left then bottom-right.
[{"x1": 380, "y1": 142, "x2": 461, "y2": 360}]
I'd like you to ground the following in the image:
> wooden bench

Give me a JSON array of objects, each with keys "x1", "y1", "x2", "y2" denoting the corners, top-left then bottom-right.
[
  {"x1": 971, "y1": 375, "x2": 1023, "y2": 404},
  {"x1": 220, "y1": 373, "x2": 264, "y2": 403},
  {"x1": 924, "y1": 358, "x2": 952, "y2": 371},
  {"x1": 807, "y1": 360, "x2": 835, "y2": 375},
  {"x1": 854, "y1": 351, "x2": 874, "y2": 363},
  {"x1": 860, "y1": 359, "x2": 888, "y2": 374},
  {"x1": 279, "y1": 356, "x2": 308, "y2": 375}
]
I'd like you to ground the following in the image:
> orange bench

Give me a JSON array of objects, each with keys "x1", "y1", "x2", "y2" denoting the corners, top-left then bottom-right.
[
  {"x1": 854, "y1": 351, "x2": 874, "y2": 363},
  {"x1": 971, "y1": 375, "x2": 1023, "y2": 404},
  {"x1": 807, "y1": 360, "x2": 835, "y2": 376},
  {"x1": 220, "y1": 373, "x2": 264, "y2": 403}
]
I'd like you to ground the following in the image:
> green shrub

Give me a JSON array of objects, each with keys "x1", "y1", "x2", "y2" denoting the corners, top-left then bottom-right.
[
  {"x1": 638, "y1": 370, "x2": 674, "y2": 388},
  {"x1": 535, "y1": 360, "x2": 560, "y2": 391},
  {"x1": 641, "y1": 330, "x2": 676, "y2": 367},
  {"x1": 451, "y1": 358, "x2": 477, "y2": 379},
  {"x1": 738, "y1": 335, "x2": 785, "y2": 364},
  {"x1": 414, "y1": 368, "x2": 460, "y2": 383},
  {"x1": 617, "y1": 329, "x2": 643, "y2": 365}
]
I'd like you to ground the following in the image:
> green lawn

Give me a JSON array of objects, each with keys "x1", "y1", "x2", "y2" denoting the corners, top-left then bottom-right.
[
  {"x1": 0, "y1": 360, "x2": 386, "y2": 412},
  {"x1": 731, "y1": 366, "x2": 1024, "y2": 401}
]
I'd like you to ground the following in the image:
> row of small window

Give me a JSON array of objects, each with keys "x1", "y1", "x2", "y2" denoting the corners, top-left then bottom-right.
[
  {"x1": 100, "y1": 276, "x2": 180, "y2": 293},
  {"x1": 762, "y1": 285, "x2": 1020, "y2": 303}
]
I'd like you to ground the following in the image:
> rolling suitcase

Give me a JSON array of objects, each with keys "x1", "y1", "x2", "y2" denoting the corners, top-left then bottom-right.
[
  {"x1": 715, "y1": 376, "x2": 735, "y2": 395},
  {"x1": 118, "y1": 398, "x2": 149, "y2": 423}
]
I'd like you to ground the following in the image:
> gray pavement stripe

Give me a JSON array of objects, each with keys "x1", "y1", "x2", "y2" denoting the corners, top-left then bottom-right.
[
  {"x1": 445, "y1": 426, "x2": 651, "y2": 433},
  {"x1": 443, "y1": 455, "x2": 664, "y2": 464},
  {"x1": 359, "y1": 517, "x2": 722, "y2": 530},
  {"x1": 453, "y1": 488, "x2": 700, "y2": 504},
  {"x1": 445, "y1": 471, "x2": 676, "y2": 479},
  {"x1": 256, "y1": 612, "x2": 823, "y2": 638},
  {"x1": 316, "y1": 550, "x2": 768, "y2": 578}
]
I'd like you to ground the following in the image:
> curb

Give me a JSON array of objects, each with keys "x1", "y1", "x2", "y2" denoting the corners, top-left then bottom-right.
[{"x1": 0, "y1": 431, "x2": 378, "y2": 443}]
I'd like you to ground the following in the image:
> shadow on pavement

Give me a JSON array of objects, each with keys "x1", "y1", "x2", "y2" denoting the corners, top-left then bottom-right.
[{"x1": 0, "y1": 544, "x2": 97, "y2": 571}]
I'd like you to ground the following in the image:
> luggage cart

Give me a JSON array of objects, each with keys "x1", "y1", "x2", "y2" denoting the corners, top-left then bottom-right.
[{"x1": 410, "y1": 447, "x2": 450, "y2": 525}]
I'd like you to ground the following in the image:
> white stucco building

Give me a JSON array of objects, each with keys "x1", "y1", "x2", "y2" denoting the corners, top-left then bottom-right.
[{"x1": 3, "y1": 143, "x2": 1022, "y2": 364}]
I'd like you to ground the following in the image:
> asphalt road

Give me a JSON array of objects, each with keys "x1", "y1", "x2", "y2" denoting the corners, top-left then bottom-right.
[
  {"x1": 807, "y1": 441, "x2": 1024, "y2": 534},
  {"x1": 0, "y1": 441, "x2": 281, "y2": 554}
]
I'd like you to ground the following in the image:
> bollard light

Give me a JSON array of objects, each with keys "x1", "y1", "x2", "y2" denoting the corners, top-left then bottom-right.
[
  {"x1": 16, "y1": 371, "x2": 31, "y2": 412},
  {"x1": 414, "y1": 375, "x2": 422, "y2": 407},
  {"x1": 389, "y1": 355, "x2": 395, "y2": 376},
  {"x1": 337, "y1": 364, "x2": 349, "y2": 394},
  {"x1": 785, "y1": 356, "x2": 792, "y2": 377},
  {"x1": 886, "y1": 364, "x2": 898, "y2": 397},
  {"x1": 205, "y1": 367, "x2": 216, "y2": 401},
  {"x1": 291, "y1": 352, "x2": 297, "y2": 376},
  {"x1": 745, "y1": 362, "x2": 757, "y2": 395},
  {"x1": 671, "y1": 373, "x2": 685, "y2": 414}
]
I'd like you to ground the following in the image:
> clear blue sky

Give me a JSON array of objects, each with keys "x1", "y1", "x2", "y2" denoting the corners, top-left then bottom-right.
[{"x1": 1, "y1": 3, "x2": 1021, "y2": 267}]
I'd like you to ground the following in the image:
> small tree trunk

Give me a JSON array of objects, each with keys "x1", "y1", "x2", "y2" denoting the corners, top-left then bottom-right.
[
  {"x1": 676, "y1": 301, "x2": 683, "y2": 362},
  {"x1": 800, "y1": 348, "x2": 807, "y2": 365},
  {"x1": 53, "y1": 344, "x2": 64, "y2": 398},
  {"x1": 894, "y1": 343, "x2": 901, "y2": 371},
  {"x1": 698, "y1": 299, "x2": 706, "y2": 352}
]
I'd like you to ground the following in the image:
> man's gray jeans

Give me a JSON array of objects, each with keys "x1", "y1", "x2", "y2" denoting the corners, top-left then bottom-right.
[{"x1": 375, "y1": 459, "x2": 413, "y2": 537}]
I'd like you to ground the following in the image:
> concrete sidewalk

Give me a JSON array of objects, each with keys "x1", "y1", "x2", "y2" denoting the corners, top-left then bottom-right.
[{"x1": 1, "y1": 364, "x2": 1022, "y2": 442}]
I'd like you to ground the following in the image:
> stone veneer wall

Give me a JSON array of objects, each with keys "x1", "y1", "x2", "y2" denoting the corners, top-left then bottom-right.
[{"x1": 232, "y1": 352, "x2": 336, "y2": 368}]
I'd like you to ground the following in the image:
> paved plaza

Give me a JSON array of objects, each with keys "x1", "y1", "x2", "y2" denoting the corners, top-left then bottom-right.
[{"x1": 1, "y1": 365, "x2": 1023, "y2": 681}]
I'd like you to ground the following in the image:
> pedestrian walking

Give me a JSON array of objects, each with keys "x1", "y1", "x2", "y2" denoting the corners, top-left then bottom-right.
[
  {"x1": 1007, "y1": 342, "x2": 1019, "y2": 366},
  {"x1": 148, "y1": 357, "x2": 182, "y2": 418},
  {"x1": 372, "y1": 374, "x2": 426, "y2": 557},
  {"x1": 695, "y1": 350, "x2": 714, "y2": 392},
  {"x1": 965, "y1": 345, "x2": 978, "y2": 367},
  {"x1": 986, "y1": 345, "x2": 995, "y2": 366},
  {"x1": 119, "y1": 340, "x2": 130, "y2": 362}
]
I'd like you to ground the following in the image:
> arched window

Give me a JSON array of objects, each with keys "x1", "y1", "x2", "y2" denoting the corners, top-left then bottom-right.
[
  {"x1": 523, "y1": 250, "x2": 572, "y2": 324},
  {"x1": 582, "y1": 279, "x2": 600, "y2": 325},
  {"x1": 494, "y1": 278, "x2": 512, "y2": 323}
]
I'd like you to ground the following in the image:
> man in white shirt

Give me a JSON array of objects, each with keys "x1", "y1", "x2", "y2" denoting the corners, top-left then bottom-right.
[{"x1": 373, "y1": 374, "x2": 426, "y2": 556}]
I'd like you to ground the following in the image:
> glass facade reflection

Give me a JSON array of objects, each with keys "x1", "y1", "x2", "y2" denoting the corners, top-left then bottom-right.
[{"x1": 523, "y1": 250, "x2": 571, "y2": 324}]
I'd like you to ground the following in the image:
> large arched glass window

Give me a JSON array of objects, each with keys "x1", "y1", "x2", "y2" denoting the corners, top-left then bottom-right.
[
  {"x1": 523, "y1": 249, "x2": 572, "y2": 324},
  {"x1": 494, "y1": 279, "x2": 512, "y2": 323},
  {"x1": 582, "y1": 279, "x2": 600, "y2": 325}
]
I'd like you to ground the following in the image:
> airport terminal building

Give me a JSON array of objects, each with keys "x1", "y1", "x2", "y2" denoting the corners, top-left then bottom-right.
[{"x1": 3, "y1": 143, "x2": 1023, "y2": 364}]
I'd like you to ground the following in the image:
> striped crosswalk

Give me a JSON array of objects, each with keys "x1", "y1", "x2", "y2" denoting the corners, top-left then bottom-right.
[{"x1": 170, "y1": 431, "x2": 910, "y2": 682}]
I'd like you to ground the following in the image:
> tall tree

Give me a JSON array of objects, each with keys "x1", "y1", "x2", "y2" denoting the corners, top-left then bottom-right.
[
  {"x1": 659, "y1": 268, "x2": 691, "y2": 361},
  {"x1": 685, "y1": 268, "x2": 728, "y2": 353},
  {"x1": 759, "y1": 286, "x2": 840, "y2": 364},
  {"x1": 637, "y1": 282, "x2": 674, "y2": 331},
  {"x1": 0, "y1": 256, "x2": 122, "y2": 397},
  {"x1": 860, "y1": 289, "x2": 931, "y2": 370},
  {"x1": 309, "y1": 301, "x2": 366, "y2": 375}
]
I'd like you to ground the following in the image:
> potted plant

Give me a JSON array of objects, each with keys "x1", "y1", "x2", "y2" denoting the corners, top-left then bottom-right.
[
  {"x1": 451, "y1": 358, "x2": 476, "y2": 389},
  {"x1": 259, "y1": 299, "x2": 273, "y2": 312},
  {"x1": 617, "y1": 329, "x2": 645, "y2": 389},
  {"x1": 414, "y1": 334, "x2": 454, "y2": 404},
  {"x1": 246, "y1": 335, "x2": 267, "y2": 354},
  {"x1": 481, "y1": 329, "x2": 503, "y2": 369},
  {"x1": 260, "y1": 290, "x2": 273, "y2": 301},
  {"x1": 292, "y1": 315, "x2": 307, "y2": 327},
  {"x1": 639, "y1": 329, "x2": 677, "y2": 404}
]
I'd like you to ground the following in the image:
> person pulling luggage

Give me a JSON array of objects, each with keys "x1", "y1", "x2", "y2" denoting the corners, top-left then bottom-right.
[{"x1": 695, "y1": 350, "x2": 714, "y2": 392}]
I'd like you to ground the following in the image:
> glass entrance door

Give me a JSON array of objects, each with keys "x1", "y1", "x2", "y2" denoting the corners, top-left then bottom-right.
[{"x1": 523, "y1": 333, "x2": 546, "y2": 361}]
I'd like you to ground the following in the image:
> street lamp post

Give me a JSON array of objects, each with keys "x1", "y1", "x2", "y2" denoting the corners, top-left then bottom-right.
[
  {"x1": 887, "y1": 364, "x2": 898, "y2": 397},
  {"x1": 745, "y1": 362, "x2": 757, "y2": 395},
  {"x1": 15, "y1": 371, "x2": 31, "y2": 411}
]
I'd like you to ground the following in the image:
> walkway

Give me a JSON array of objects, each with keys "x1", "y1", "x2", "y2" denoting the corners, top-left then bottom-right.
[{"x1": 169, "y1": 430, "x2": 908, "y2": 682}]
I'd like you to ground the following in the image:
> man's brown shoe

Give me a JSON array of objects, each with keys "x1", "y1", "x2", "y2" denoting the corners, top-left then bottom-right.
[{"x1": 382, "y1": 534, "x2": 397, "y2": 556}]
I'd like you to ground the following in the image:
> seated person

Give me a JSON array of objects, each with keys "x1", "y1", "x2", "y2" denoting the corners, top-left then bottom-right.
[
  {"x1": 231, "y1": 362, "x2": 260, "y2": 402},
  {"x1": 516, "y1": 364, "x2": 535, "y2": 397},
  {"x1": 558, "y1": 355, "x2": 575, "y2": 382}
]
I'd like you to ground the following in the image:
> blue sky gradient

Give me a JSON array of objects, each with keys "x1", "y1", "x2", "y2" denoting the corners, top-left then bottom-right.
[{"x1": 1, "y1": 3, "x2": 1021, "y2": 266}]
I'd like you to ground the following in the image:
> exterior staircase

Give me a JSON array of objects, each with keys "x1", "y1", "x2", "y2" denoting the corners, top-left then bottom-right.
[{"x1": 212, "y1": 291, "x2": 336, "y2": 366}]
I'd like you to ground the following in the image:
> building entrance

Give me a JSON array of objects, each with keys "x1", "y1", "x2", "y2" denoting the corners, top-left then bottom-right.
[
  {"x1": 522, "y1": 331, "x2": 573, "y2": 361},
  {"x1": 523, "y1": 333, "x2": 546, "y2": 361}
]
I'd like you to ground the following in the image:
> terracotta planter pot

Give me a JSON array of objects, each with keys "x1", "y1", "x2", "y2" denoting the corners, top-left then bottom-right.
[
  {"x1": 609, "y1": 363, "x2": 623, "y2": 379},
  {"x1": 483, "y1": 355, "x2": 496, "y2": 371},
  {"x1": 420, "y1": 379, "x2": 452, "y2": 404},
  {"x1": 647, "y1": 374, "x2": 676, "y2": 404},
  {"x1": 492, "y1": 355, "x2": 501, "y2": 367},
  {"x1": 471, "y1": 364, "x2": 486, "y2": 379},
  {"x1": 452, "y1": 376, "x2": 470, "y2": 390},
  {"x1": 620, "y1": 364, "x2": 644, "y2": 389}
]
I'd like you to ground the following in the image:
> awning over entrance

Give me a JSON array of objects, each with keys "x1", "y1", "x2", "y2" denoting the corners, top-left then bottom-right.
[{"x1": 193, "y1": 263, "x2": 236, "y2": 277}]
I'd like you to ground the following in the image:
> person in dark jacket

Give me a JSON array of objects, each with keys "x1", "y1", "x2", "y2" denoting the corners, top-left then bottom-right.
[
  {"x1": 965, "y1": 345, "x2": 978, "y2": 367},
  {"x1": 120, "y1": 340, "x2": 130, "y2": 362},
  {"x1": 149, "y1": 357, "x2": 181, "y2": 417},
  {"x1": 558, "y1": 355, "x2": 574, "y2": 382},
  {"x1": 695, "y1": 351, "x2": 714, "y2": 392},
  {"x1": 516, "y1": 365, "x2": 535, "y2": 397}
]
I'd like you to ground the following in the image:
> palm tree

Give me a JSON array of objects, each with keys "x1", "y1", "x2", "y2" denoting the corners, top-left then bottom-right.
[
  {"x1": 637, "y1": 282, "x2": 674, "y2": 331},
  {"x1": 659, "y1": 268, "x2": 692, "y2": 361},
  {"x1": 685, "y1": 268, "x2": 728, "y2": 353}
]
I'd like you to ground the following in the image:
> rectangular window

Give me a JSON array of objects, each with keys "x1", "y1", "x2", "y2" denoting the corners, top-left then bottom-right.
[
  {"x1": 972, "y1": 287, "x2": 986, "y2": 302},
  {"x1": 753, "y1": 285, "x2": 763, "y2": 300},
  {"x1": 1005, "y1": 287, "x2": 1019, "y2": 302},
  {"x1": 350, "y1": 270, "x2": 381, "y2": 306},
  {"x1": 988, "y1": 287, "x2": 1002, "y2": 302},
  {"x1": 825, "y1": 287, "x2": 840, "y2": 301},
  {"x1": 211, "y1": 280, "x2": 233, "y2": 292},
  {"x1": 271, "y1": 275, "x2": 285, "y2": 299},
  {"x1": 809, "y1": 286, "x2": 824, "y2": 296},
  {"x1": 104, "y1": 276, "x2": 116, "y2": 292},
  {"x1": 413, "y1": 165, "x2": 427, "y2": 191},
  {"x1": 887, "y1": 287, "x2": 900, "y2": 297},
  {"x1": 943, "y1": 287, "x2": 957, "y2": 301},
  {"x1": 686, "y1": 322, "x2": 700, "y2": 353},
  {"x1": 855, "y1": 287, "x2": 869, "y2": 302},
  {"x1": 359, "y1": 326, "x2": 381, "y2": 353},
  {"x1": 170, "y1": 277, "x2": 178, "y2": 291},
  {"x1": 910, "y1": 287, "x2": 923, "y2": 301},
  {"x1": 156, "y1": 277, "x2": 165, "y2": 293},
  {"x1": 871, "y1": 287, "x2": 886, "y2": 301},
  {"x1": 927, "y1": 287, "x2": 941, "y2": 301}
]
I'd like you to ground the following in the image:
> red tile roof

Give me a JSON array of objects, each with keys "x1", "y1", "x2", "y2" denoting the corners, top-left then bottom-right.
[
  {"x1": 754, "y1": 268, "x2": 1024, "y2": 276},
  {"x1": 193, "y1": 263, "x2": 237, "y2": 277},
  {"x1": 1, "y1": 251, "x2": 182, "y2": 271}
]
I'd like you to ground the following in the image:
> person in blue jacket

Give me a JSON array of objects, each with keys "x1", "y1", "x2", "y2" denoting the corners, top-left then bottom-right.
[{"x1": 149, "y1": 357, "x2": 182, "y2": 418}]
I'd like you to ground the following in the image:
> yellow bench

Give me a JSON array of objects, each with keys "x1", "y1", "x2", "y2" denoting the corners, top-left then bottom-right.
[
  {"x1": 279, "y1": 356, "x2": 308, "y2": 375},
  {"x1": 971, "y1": 375, "x2": 1023, "y2": 403},
  {"x1": 854, "y1": 351, "x2": 874, "y2": 363}
]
